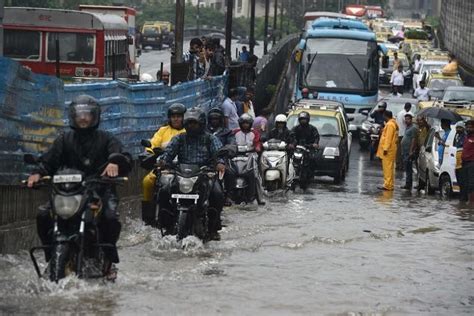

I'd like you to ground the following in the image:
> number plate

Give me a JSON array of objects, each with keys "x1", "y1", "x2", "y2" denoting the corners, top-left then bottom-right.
[
  {"x1": 171, "y1": 194, "x2": 199, "y2": 200},
  {"x1": 53, "y1": 174, "x2": 82, "y2": 183}
]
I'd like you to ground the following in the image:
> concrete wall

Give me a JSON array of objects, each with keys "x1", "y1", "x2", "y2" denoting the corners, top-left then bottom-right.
[{"x1": 440, "y1": 0, "x2": 474, "y2": 71}]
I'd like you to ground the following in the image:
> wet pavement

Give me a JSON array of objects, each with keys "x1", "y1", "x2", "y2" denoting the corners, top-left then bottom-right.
[{"x1": 1, "y1": 141, "x2": 472, "y2": 315}]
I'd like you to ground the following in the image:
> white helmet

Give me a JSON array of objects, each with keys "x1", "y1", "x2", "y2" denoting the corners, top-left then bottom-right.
[
  {"x1": 140, "y1": 73, "x2": 154, "y2": 82},
  {"x1": 275, "y1": 114, "x2": 287, "y2": 123}
]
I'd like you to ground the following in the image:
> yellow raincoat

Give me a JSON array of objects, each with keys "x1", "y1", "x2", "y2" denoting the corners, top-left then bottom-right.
[
  {"x1": 442, "y1": 60, "x2": 458, "y2": 76},
  {"x1": 377, "y1": 118, "x2": 399, "y2": 190},
  {"x1": 142, "y1": 125, "x2": 185, "y2": 201}
]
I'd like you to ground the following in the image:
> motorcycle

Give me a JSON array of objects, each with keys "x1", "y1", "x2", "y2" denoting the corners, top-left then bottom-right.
[
  {"x1": 260, "y1": 139, "x2": 289, "y2": 191},
  {"x1": 24, "y1": 153, "x2": 129, "y2": 282},
  {"x1": 291, "y1": 145, "x2": 312, "y2": 190},
  {"x1": 369, "y1": 123, "x2": 382, "y2": 161},
  {"x1": 227, "y1": 145, "x2": 258, "y2": 204}
]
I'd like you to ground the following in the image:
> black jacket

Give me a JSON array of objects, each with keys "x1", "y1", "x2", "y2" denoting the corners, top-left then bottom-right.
[
  {"x1": 291, "y1": 124, "x2": 320, "y2": 146},
  {"x1": 268, "y1": 127, "x2": 294, "y2": 144},
  {"x1": 207, "y1": 126, "x2": 235, "y2": 146},
  {"x1": 37, "y1": 130, "x2": 129, "y2": 177}
]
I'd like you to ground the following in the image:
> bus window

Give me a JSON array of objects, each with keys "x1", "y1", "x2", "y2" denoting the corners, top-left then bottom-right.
[
  {"x1": 4, "y1": 30, "x2": 41, "y2": 60},
  {"x1": 46, "y1": 33, "x2": 95, "y2": 63}
]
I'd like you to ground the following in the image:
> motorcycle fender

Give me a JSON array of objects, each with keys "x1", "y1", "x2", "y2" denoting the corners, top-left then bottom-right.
[{"x1": 265, "y1": 170, "x2": 281, "y2": 181}]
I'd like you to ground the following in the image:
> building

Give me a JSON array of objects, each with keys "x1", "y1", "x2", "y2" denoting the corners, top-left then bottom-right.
[{"x1": 189, "y1": 0, "x2": 276, "y2": 18}]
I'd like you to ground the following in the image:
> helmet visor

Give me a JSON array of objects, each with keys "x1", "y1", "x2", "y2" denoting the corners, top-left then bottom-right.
[{"x1": 70, "y1": 104, "x2": 99, "y2": 129}]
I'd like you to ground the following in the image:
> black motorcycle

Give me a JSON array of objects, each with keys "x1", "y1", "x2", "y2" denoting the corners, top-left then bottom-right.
[
  {"x1": 291, "y1": 145, "x2": 312, "y2": 190},
  {"x1": 227, "y1": 145, "x2": 257, "y2": 204},
  {"x1": 24, "y1": 154, "x2": 128, "y2": 282}
]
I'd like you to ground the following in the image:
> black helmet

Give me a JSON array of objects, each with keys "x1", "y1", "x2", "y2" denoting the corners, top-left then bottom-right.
[
  {"x1": 68, "y1": 94, "x2": 100, "y2": 131},
  {"x1": 238, "y1": 113, "x2": 254, "y2": 128},
  {"x1": 184, "y1": 107, "x2": 206, "y2": 128},
  {"x1": 208, "y1": 107, "x2": 224, "y2": 120},
  {"x1": 168, "y1": 103, "x2": 186, "y2": 118},
  {"x1": 298, "y1": 111, "x2": 310, "y2": 121}
]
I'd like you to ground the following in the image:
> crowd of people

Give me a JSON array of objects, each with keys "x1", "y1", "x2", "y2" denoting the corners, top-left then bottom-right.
[{"x1": 373, "y1": 101, "x2": 474, "y2": 205}]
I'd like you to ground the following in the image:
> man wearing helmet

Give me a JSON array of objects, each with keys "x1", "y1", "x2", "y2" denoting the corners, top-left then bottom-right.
[
  {"x1": 27, "y1": 95, "x2": 131, "y2": 278},
  {"x1": 207, "y1": 107, "x2": 235, "y2": 146},
  {"x1": 232, "y1": 113, "x2": 266, "y2": 205},
  {"x1": 158, "y1": 107, "x2": 225, "y2": 239},
  {"x1": 291, "y1": 111, "x2": 320, "y2": 167},
  {"x1": 141, "y1": 103, "x2": 186, "y2": 226},
  {"x1": 269, "y1": 114, "x2": 293, "y2": 144}
]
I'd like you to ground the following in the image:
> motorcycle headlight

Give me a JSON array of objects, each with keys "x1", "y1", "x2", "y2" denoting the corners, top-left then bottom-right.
[
  {"x1": 179, "y1": 176, "x2": 199, "y2": 193},
  {"x1": 53, "y1": 195, "x2": 82, "y2": 219},
  {"x1": 294, "y1": 152, "x2": 303, "y2": 159},
  {"x1": 323, "y1": 147, "x2": 340, "y2": 157}
]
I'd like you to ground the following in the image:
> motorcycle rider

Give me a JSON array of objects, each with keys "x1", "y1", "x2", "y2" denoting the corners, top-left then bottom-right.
[
  {"x1": 268, "y1": 114, "x2": 294, "y2": 144},
  {"x1": 232, "y1": 113, "x2": 266, "y2": 205},
  {"x1": 141, "y1": 103, "x2": 186, "y2": 226},
  {"x1": 207, "y1": 107, "x2": 235, "y2": 146},
  {"x1": 291, "y1": 111, "x2": 320, "y2": 153},
  {"x1": 157, "y1": 107, "x2": 225, "y2": 240},
  {"x1": 370, "y1": 102, "x2": 387, "y2": 126},
  {"x1": 27, "y1": 95, "x2": 131, "y2": 278}
]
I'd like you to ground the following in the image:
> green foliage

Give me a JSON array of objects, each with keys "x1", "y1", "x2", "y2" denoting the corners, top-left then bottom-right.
[{"x1": 424, "y1": 16, "x2": 440, "y2": 29}]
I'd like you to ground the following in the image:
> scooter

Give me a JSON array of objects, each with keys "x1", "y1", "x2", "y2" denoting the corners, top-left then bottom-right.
[
  {"x1": 227, "y1": 145, "x2": 257, "y2": 204},
  {"x1": 260, "y1": 139, "x2": 288, "y2": 191}
]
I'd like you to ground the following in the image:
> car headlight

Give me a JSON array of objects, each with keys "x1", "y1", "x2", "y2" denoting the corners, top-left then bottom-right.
[
  {"x1": 323, "y1": 147, "x2": 340, "y2": 157},
  {"x1": 53, "y1": 195, "x2": 82, "y2": 219},
  {"x1": 178, "y1": 176, "x2": 199, "y2": 193}
]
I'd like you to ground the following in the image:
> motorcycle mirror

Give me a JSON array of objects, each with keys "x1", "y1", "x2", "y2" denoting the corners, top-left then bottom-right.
[
  {"x1": 141, "y1": 139, "x2": 152, "y2": 148},
  {"x1": 24, "y1": 154, "x2": 38, "y2": 164}
]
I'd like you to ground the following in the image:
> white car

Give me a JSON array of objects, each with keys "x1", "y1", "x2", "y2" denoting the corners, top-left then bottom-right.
[
  {"x1": 417, "y1": 126, "x2": 460, "y2": 198},
  {"x1": 414, "y1": 60, "x2": 448, "y2": 90}
]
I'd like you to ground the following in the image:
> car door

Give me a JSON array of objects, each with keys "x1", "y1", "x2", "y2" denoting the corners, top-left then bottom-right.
[
  {"x1": 338, "y1": 116, "x2": 349, "y2": 160},
  {"x1": 418, "y1": 129, "x2": 435, "y2": 182}
]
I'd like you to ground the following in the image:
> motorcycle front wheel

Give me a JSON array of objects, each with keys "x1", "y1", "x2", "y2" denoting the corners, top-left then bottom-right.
[
  {"x1": 49, "y1": 243, "x2": 72, "y2": 282},
  {"x1": 177, "y1": 211, "x2": 190, "y2": 241}
]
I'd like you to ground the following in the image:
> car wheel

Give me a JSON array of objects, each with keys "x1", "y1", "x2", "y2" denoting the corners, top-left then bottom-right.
[
  {"x1": 425, "y1": 170, "x2": 435, "y2": 195},
  {"x1": 439, "y1": 174, "x2": 453, "y2": 199}
]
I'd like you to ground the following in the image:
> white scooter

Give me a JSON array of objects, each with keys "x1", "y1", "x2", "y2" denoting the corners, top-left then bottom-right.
[{"x1": 260, "y1": 139, "x2": 291, "y2": 191}]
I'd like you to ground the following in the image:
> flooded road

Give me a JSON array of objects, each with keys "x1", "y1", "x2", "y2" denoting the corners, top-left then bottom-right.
[{"x1": 1, "y1": 142, "x2": 473, "y2": 315}]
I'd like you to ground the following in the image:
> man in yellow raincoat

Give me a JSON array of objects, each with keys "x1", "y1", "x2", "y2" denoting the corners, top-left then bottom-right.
[
  {"x1": 141, "y1": 103, "x2": 186, "y2": 225},
  {"x1": 377, "y1": 110, "x2": 399, "y2": 190}
]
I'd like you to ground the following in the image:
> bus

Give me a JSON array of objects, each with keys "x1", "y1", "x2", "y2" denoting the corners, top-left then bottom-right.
[
  {"x1": 78, "y1": 5, "x2": 140, "y2": 77},
  {"x1": 3, "y1": 7, "x2": 132, "y2": 78},
  {"x1": 293, "y1": 18, "x2": 387, "y2": 129},
  {"x1": 344, "y1": 4, "x2": 384, "y2": 19}
]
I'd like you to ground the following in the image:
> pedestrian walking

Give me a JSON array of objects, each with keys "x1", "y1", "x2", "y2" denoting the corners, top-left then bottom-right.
[
  {"x1": 400, "y1": 113, "x2": 418, "y2": 189},
  {"x1": 377, "y1": 110, "x2": 399, "y2": 191},
  {"x1": 396, "y1": 102, "x2": 413, "y2": 170},
  {"x1": 221, "y1": 88, "x2": 240, "y2": 129},
  {"x1": 453, "y1": 121, "x2": 467, "y2": 201},
  {"x1": 461, "y1": 120, "x2": 474, "y2": 205}
]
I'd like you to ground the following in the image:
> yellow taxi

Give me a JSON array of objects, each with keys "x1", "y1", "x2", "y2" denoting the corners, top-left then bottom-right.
[
  {"x1": 421, "y1": 71, "x2": 464, "y2": 99},
  {"x1": 287, "y1": 101, "x2": 351, "y2": 183}
]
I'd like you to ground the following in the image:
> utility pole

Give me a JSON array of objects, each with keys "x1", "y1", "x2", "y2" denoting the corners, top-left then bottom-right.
[
  {"x1": 174, "y1": 0, "x2": 185, "y2": 63},
  {"x1": 273, "y1": 0, "x2": 278, "y2": 45},
  {"x1": 279, "y1": 0, "x2": 283, "y2": 40},
  {"x1": 286, "y1": 0, "x2": 290, "y2": 35},
  {"x1": 0, "y1": 0, "x2": 4, "y2": 57},
  {"x1": 263, "y1": 0, "x2": 270, "y2": 54},
  {"x1": 196, "y1": 0, "x2": 200, "y2": 38},
  {"x1": 225, "y1": 0, "x2": 233, "y2": 59},
  {"x1": 249, "y1": 0, "x2": 256, "y2": 55}
]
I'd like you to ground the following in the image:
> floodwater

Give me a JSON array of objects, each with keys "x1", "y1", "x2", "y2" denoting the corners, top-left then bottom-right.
[{"x1": 0, "y1": 143, "x2": 473, "y2": 315}]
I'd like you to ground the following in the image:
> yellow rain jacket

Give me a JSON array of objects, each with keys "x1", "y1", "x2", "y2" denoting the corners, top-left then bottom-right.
[
  {"x1": 442, "y1": 60, "x2": 458, "y2": 76},
  {"x1": 143, "y1": 125, "x2": 185, "y2": 201},
  {"x1": 377, "y1": 118, "x2": 399, "y2": 190}
]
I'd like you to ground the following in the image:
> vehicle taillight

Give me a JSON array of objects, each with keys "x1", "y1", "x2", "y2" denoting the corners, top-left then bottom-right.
[
  {"x1": 91, "y1": 68, "x2": 98, "y2": 77},
  {"x1": 83, "y1": 69, "x2": 91, "y2": 76},
  {"x1": 75, "y1": 67, "x2": 99, "y2": 77}
]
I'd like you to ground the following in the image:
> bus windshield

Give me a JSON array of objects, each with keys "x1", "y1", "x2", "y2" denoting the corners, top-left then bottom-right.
[
  {"x1": 47, "y1": 32, "x2": 95, "y2": 63},
  {"x1": 302, "y1": 38, "x2": 378, "y2": 93}
]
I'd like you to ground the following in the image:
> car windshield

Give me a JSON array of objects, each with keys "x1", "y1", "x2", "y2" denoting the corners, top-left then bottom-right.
[
  {"x1": 144, "y1": 28, "x2": 159, "y2": 36},
  {"x1": 287, "y1": 115, "x2": 341, "y2": 136},
  {"x1": 428, "y1": 79, "x2": 463, "y2": 91},
  {"x1": 422, "y1": 63, "x2": 446, "y2": 73},
  {"x1": 442, "y1": 90, "x2": 474, "y2": 102}
]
